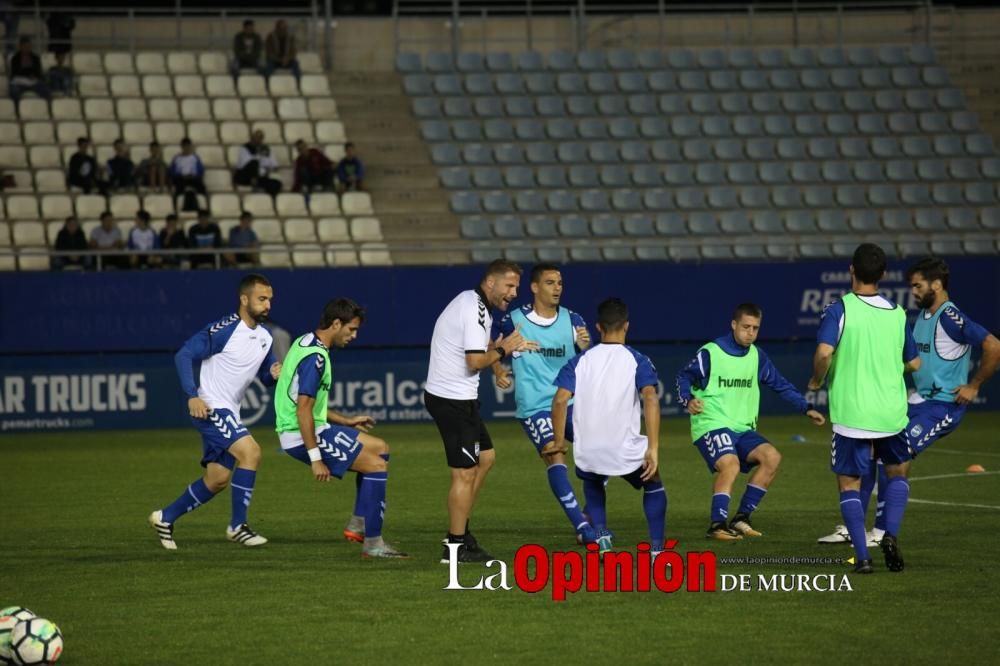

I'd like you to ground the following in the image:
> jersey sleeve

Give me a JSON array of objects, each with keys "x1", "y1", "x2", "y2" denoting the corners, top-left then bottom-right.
[
  {"x1": 757, "y1": 349, "x2": 811, "y2": 413},
  {"x1": 903, "y1": 323, "x2": 919, "y2": 363},
  {"x1": 463, "y1": 297, "x2": 490, "y2": 353},
  {"x1": 295, "y1": 353, "x2": 325, "y2": 398},
  {"x1": 495, "y1": 312, "x2": 515, "y2": 340},
  {"x1": 553, "y1": 354, "x2": 579, "y2": 395},
  {"x1": 816, "y1": 300, "x2": 844, "y2": 348},
  {"x1": 939, "y1": 306, "x2": 991, "y2": 347},
  {"x1": 634, "y1": 353, "x2": 659, "y2": 391},
  {"x1": 173, "y1": 317, "x2": 238, "y2": 398},
  {"x1": 675, "y1": 349, "x2": 709, "y2": 406},
  {"x1": 255, "y1": 347, "x2": 279, "y2": 387},
  {"x1": 569, "y1": 310, "x2": 587, "y2": 346}
]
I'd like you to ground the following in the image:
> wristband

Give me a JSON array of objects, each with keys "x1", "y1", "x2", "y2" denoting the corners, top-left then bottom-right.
[
  {"x1": 307, "y1": 447, "x2": 322, "y2": 463},
  {"x1": 496, "y1": 345, "x2": 507, "y2": 359}
]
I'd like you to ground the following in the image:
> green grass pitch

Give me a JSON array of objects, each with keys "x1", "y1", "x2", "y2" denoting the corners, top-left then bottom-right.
[{"x1": 2, "y1": 413, "x2": 1000, "y2": 664}]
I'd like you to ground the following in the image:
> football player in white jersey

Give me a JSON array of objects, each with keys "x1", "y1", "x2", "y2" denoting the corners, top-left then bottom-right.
[{"x1": 148, "y1": 274, "x2": 281, "y2": 550}]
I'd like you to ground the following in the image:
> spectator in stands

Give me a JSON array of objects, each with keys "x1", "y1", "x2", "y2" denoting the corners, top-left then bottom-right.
[
  {"x1": 169, "y1": 137, "x2": 207, "y2": 211},
  {"x1": 106, "y1": 138, "x2": 136, "y2": 191},
  {"x1": 47, "y1": 51, "x2": 74, "y2": 96},
  {"x1": 234, "y1": 129, "x2": 281, "y2": 197},
  {"x1": 136, "y1": 141, "x2": 168, "y2": 192},
  {"x1": 226, "y1": 210, "x2": 260, "y2": 266},
  {"x1": 335, "y1": 142, "x2": 365, "y2": 193},
  {"x1": 67, "y1": 136, "x2": 107, "y2": 195},
  {"x1": 8, "y1": 36, "x2": 50, "y2": 105},
  {"x1": 46, "y1": 11, "x2": 74, "y2": 57},
  {"x1": 188, "y1": 209, "x2": 222, "y2": 269},
  {"x1": 292, "y1": 139, "x2": 335, "y2": 193},
  {"x1": 231, "y1": 19, "x2": 265, "y2": 80},
  {"x1": 127, "y1": 209, "x2": 161, "y2": 269},
  {"x1": 90, "y1": 211, "x2": 127, "y2": 270},
  {"x1": 52, "y1": 215, "x2": 89, "y2": 270},
  {"x1": 158, "y1": 213, "x2": 187, "y2": 267},
  {"x1": 264, "y1": 19, "x2": 300, "y2": 83}
]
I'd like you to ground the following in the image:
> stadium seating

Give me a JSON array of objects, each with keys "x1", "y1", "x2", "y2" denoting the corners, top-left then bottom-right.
[{"x1": 397, "y1": 45, "x2": 999, "y2": 261}]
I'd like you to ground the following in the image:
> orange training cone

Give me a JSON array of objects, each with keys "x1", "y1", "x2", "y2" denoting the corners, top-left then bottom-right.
[{"x1": 966, "y1": 464, "x2": 986, "y2": 473}]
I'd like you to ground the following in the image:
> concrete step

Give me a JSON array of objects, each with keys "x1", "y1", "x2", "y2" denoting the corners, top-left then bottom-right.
[
  {"x1": 363, "y1": 140, "x2": 431, "y2": 166},
  {"x1": 337, "y1": 116, "x2": 421, "y2": 141},
  {"x1": 390, "y1": 249, "x2": 472, "y2": 266},
  {"x1": 329, "y1": 72, "x2": 401, "y2": 96},
  {"x1": 336, "y1": 93, "x2": 410, "y2": 113},
  {"x1": 374, "y1": 189, "x2": 449, "y2": 214},
  {"x1": 378, "y1": 212, "x2": 461, "y2": 240}
]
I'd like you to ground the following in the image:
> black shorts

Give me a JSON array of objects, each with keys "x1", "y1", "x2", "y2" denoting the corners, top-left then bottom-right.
[{"x1": 424, "y1": 391, "x2": 494, "y2": 469}]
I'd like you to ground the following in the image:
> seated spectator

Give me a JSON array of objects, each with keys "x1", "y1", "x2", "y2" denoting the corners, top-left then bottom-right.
[
  {"x1": 234, "y1": 130, "x2": 281, "y2": 197},
  {"x1": 47, "y1": 51, "x2": 74, "y2": 96},
  {"x1": 335, "y1": 142, "x2": 365, "y2": 193},
  {"x1": 169, "y1": 137, "x2": 206, "y2": 211},
  {"x1": 89, "y1": 211, "x2": 127, "y2": 270},
  {"x1": 127, "y1": 209, "x2": 161, "y2": 269},
  {"x1": 187, "y1": 209, "x2": 222, "y2": 269},
  {"x1": 136, "y1": 141, "x2": 168, "y2": 192},
  {"x1": 52, "y1": 215, "x2": 89, "y2": 270},
  {"x1": 158, "y1": 213, "x2": 187, "y2": 267},
  {"x1": 106, "y1": 138, "x2": 136, "y2": 191},
  {"x1": 67, "y1": 136, "x2": 107, "y2": 195},
  {"x1": 265, "y1": 19, "x2": 300, "y2": 83},
  {"x1": 226, "y1": 210, "x2": 260, "y2": 266},
  {"x1": 292, "y1": 140, "x2": 335, "y2": 193},
  {"x1": 231, "y1": 19, "x2": 265, "y2": 80},
  {"x1": 8, "y1": 36, "x2": 49, "y2": 105}
]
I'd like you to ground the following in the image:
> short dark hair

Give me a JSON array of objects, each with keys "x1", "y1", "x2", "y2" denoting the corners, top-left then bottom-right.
[
  {"x1": 597, "y1": 297, "x2": 629, "y2": 332},
  {"x1": 165, "y1": 213, "x2": 178, "y2": 224},
  {"x1": 906, "y1": 256, "x2": 950, "y2": 290},
  {"x1": 77, "y1": 137, "x2": 89, "y2": 146},
  {"x1": 239, "y1": 273, "x2": 271, "y2": 296},
  {"x1": 64, "y1": 215, "x2": 78, "y2": 225},
  {"x1": 18, "y1": 36, "x2": 30, "y2": 46},
  {"x1": 319, "y1": 298, "x2": 366, "y2": 329},
  {"x1": 240, "y1": 210, "x2": 252, "y2": 220},
  {"x1": 733, "y1": 303, "x2": 763, "y2": 321},
  {"x1": 243, "y1": 19, "x2": 254, "y2": 27},
  {"x1": 345, "y1": 142, "x2": 355, "y2": 150},
  {"x1": 136, "y1": 209, "x2": 151, "y2": 224},
  {"x1": 197, "y1": 209, "x2": 210, "y2": 218},
  {"x1": 100, "y1": 210, "x2": 112, "y2": 220},
  {"x1": 530, "y1": 263, "x2": 561, "y2": 284},
  {"x1": 851, "y1": 243, "x2": 888, "y2": 285},
  {"x1": 482, "y1": 259, "x2": 523, "y2": 281},
  {"x1": 181, "y1": 137, "x2": 192, "y2": 145}
]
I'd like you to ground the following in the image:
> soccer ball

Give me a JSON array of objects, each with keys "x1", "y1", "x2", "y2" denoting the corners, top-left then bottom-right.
[
  {"x1": 0, "y1": 610, "x2": 35, "y2": 666},
  {"x1": 9, "y1": 618, "x2": 62, "y2": 665}
]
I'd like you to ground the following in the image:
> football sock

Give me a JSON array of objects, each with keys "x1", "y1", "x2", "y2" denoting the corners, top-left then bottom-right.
[
  {"x1": 737, "y1": 484, "x2": 767, "y2": 517},
  {"x1": 229, "y1": 468, "x2": 256, "y2": 529},
  {"x1": 839, "y1": 490, "x2": 870, "y2": 561},
  {"x1": 642, "y1": 481, "x2": 667, "y2": 548},
  {"x1": 710, "y1": 492, "x2": 731, "y2": 524},
  {"x1": 358, "y1": 471, "x2": 387, "y2": 539},
  {"x1": 883, "y1": 476, "x2": 910, "y2": 537},
  {"x1": 874, "y1": 462, "x2": 889, "y2": 532},
  {"x1": 546, "y1": 463, "x2": 588, "y2": 532},
  {"x1": 352, "y1": 454, "x2": 388, "y2": 522},
  {"x1": 162, "y1": 478, "x2": 216, "y2": 524},
  {"x1": 859, "y1": 461, "x2": 877, "y2": 516},
  {"x1": 581, "y1": 477, "x2": 608, "y2": 531}
]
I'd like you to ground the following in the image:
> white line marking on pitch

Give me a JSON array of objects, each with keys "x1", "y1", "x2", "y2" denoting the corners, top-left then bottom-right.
[
  {"x1": 930, "y1": 448, "x2": 1000, "y2": 459},
  {"x1": 909, "y1": 498, "x2": 1000, "y2": 511},
  {"x1": 909, "y1": 471, "x2": 1000, "y2": 482}
]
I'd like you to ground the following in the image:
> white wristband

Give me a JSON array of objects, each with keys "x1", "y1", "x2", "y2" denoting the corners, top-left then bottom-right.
[{"x1": 307, "y1": 447, "x2": 322, "y2": 463}]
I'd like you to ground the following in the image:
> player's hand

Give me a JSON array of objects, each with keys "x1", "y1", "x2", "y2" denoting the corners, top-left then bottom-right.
[
  {"x1": 270, "y1": 362, "x2": 282, "y2": 380},
  {"x1": 494, "y1": 365, "x2": 512, "y2": 389},
  {"x1": 952, "y1": 384, "x2": 978, "y2": 405},
  {"x1": 348, "y1": 415, "x2": 376, "y2": 432},
  {"x1": 686, "y1": 398, "x2": 704, "y2": 415},
  {"x1": 541, "y1": 439, "x2": 568, "y2": 457},
  {"x1": 575, "y1": 326, "x2": 591, "y2": 350},
  {"x1": 499, "y1": 324, "x2": 540, "y2": 354},
  {"x1": 641, "y1": 448, "x2": 659, "y2": 482},
  {"x1": 807, "y1": 377, "x2": 825, "y2": 391},
  {"x1": 311, "y1": 460, "x2": 331, "y2": 482},
  {"x1": 187, "y1": 397, "x2": 209, "y2": 419},
  {"x1": 806, "y1": 409, "x2": 826, "y2": 426}
]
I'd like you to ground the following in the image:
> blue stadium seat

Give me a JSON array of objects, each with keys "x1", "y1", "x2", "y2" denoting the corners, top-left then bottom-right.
[
  {"x1": 496, "y1": 73, "x2": 524, "y2": 95},
  {"x1": 517, "y1": 51, "x2": 544, "y2": 71},
  {"x1": 818, "y1": 47, "x2": 847, "y2": 67},
  {"x1": 504, "y1": 95, "x2": 536, "y2": 116},
  {"x1": 682, "y1": 139, "x2": 713, "y2": 161},
  {"x1": 621, "y1": 140, "x2": 651, "y2": 163},
  {"x1": 443, "y1": 97, "x2": 473, "y2": 117},
  {"x1": 844, "y1": 90, "x2": 875, "y2": 113},
  {"x1": 888, "y1": 112, "x2": 918, "y2": 133},
  {"x1": 494, "y1": 215, "x2": 525, "y2": 238},
  {"x1": 853, "y1": 160, "x2": 884, "y2": 183},
  {"x1": 548, "y1": 50, "x2": 576, "y2": 72},
  {"x1": 566, "y1": 95, "x2": 597, "y2": 116},
  {"x1": 592, "y1": 214, "x2": 623, "y2": 236},
  {"x1": 930, "y1": 239, "x2": 964, "y2": 255},
  {"x1": 781, "y1": 92, "x2": 811, "y2": 113},
  {"x1": 557, "y1": 142, "x2": 587, "y2": 163},
  {"x1": 963, "y1": 236, "x2": 998, "y2": 255},
  {"x1": 724, "y1": 92, "x2": 753, "y2": 113},
  {"x1": 460, "y1": 216, "x2": 491, "y2": 239},
  {"x1": 690, "y1": 93, "x2": 719, "y2": 114},
  {"x1": 485, "y1": 119, "x2": 515, "y2": 141},
  {"x1": 404, "y1": 74, "x2": 433, "y2": 96},
  {"x1": 473, "y1": 167, "x2": 503, "y2": 189},
  {"x1": 702, "y1": 244, "x2": 736, "y2": 260},
  {"x1": 431, "y1": 143, "x2": 461, "y2": 165},
  {"x1": 817, "y1": 210, "x2": 850, "y2": 232},
  {"x1": 494, "y1": 143, "x2": 525, "y2": 165},
  {"x1": 919, "y1": 112, "x2": 949, "y2": 133},
  {"x1": 710, "y1": 70, "x2": 739, "y2": 91},
  {"x1": 772, "y1": 185, "x2": 803, "y2": 208},
  {"x1": 457, "y1": 52, "x2": 485, "y2": 72},
  {"x1": 950, "y1": 111, "x2": 979, "y2": 133},
  {"x1": 670, "y1": 245, "x2": 703, "y2": 262},
  {"x1": 597, "y1": 94, "x2": 627, "y2": 116},
  {"x1": 751, "y1": 93, "x2": 781, "y2": 114},
  {"x1": 589, "y1": 142, "x2": 619, "y2": 163},
  {"x1": 524, "y1": 142, "x2": 556, "y2": 164},
  {"x1": 858, "y1": 114, "x2": 887, "y2": 134},
  {"x1": 751, "y1": 210, "x2": 783, "y2": 233},
  {"x1": 570, "y1": 247, "x2": 603, "y2": 262},
  {"x1": 580, "y1": 189, "x2": 610, "y2": 212},
  {"x1": 688, "y1": 212, "x2": 720, "y2": 234},
  {"x1": 569, "y1": 165, "x2": 599, "y2": 187},
  {"x1": 631, "y1": 164, "x2": 661, "y2": 186},
  {"x1": 657, "y1": 93, "x2": 685, "y2": 114},
  {"x1": 932, "y1": 183, "x2": 964, "y2": 206},
  {"x1": 671, "y1": 115, "x2": 700, "y2": 138},
  {"x1": 579, "y1": 118, "x2": 609, "y2": 139},
  {"x1": 885, "y1": 159, "x2": 917, "y2": 182},
  {"x1": 914, "y1": 208, "x2": 947, "y2": 231},
  {"x1": 545, "y1": 118, "x2": 576, "y2": 140},
  {"x1": 740, "y1": 186, "x2": 771, "y2": 208},
  {"x1": 849, "y1": 47, "x2": 878, "y2": 66},
  {"x1": 791, "y1": 161, "x2": 821, "y2": 183},
  {"x1": 679, "y1": 71, "x2": 708, "y2": 91},
  {"x1": 720, "y1": 210, "x2": 752, "y2": 233},
  {"x1": 395, "y1": 52, "x2": 421, "y2": 73},
  {"x1": 861, "y1": 67, "x2": 891, "y2": 89},
  {"x1": 708, "y1": 187, "x2": 738, "y2": 209},
  {"x1": 577, "y1": 50, "x2": 607, "y2": 71},
  {"x1": 414, "y1": 97, "x2": 442, "y2": 118},
  {"x1": 651, "y1": 140, "x2": 682, "y2": 162},
  {"x1": 451, "y1": 191, "x2": 481, "y2": 214},
  {"x1": 812, "y1": 91, "x2": 842, "y2": 113},
  {"x1": 644, "y1": 189, "x2": 674, "y2": 210},
  {"x1": 868, "y1": 184, "x2": 900, "y2": 206},
  {"x1": 923, "y1": 66, "x2": 950, "y2": 87},
  {"x1": 464, "y1": 73, "x2": 493, "y2": 95},
  {"x1": 441, "y1": 166, "x2": 472, "y2": 189},
  {"x1": 715, "y1": 139, "x2": 745, "y2": 161},
  {"x1": 788, "y1": 47, "x2": 817, "y2": 67},
  {"x1": 965, "y1": 182, "x2": 995, "y2": 205},
  {"x1": 875, "y1": 90, "x2": 905, "y2": 112},
  {"x1": 421, "y1": 120, "x2": 450, "y2": 142},
  {"x1": 796, "y1": 115, "x2": 826, "y2": 135},
  {"x1": 733, "y1": 115, "x2": 763, "y2": 137},
  {"x1": 948, "y1": 158, "x2": 980, "y2": 180},
  {"x1": 525, "y1": 215, "x2": 558, "y2": 238},
  {"x1": 525, "y1": 72, "x2": 555, "y2": 94},
  {"x1": 515, "y1": 191, "x2": 546, "y2": 213},
  {"x1": 966, "y1": 134, "x2": 995, "y2": 156},
  {"x1": 434, "y1": 74, "x2": 462, "y2": 95},
  {"x1": 649, "y1": 71, "x2": 678, "y2": 93},
  {"x1": 739, "y1": 70, "x2": 768, "y2": 91},
  {"x1": 558, "y1": 214, "x2": 589, "y2": 236},
  {"x1": 980, "y1": 208, "x2": 1000, "y2": 230},
  {"x1": 676, "y1": 187, "x2": 708, "y2": 210},
  {"x1": 618, "y1": 71, "x2": 648, "y2": 94},
  {"x1": 587, "y1": 72, "x2": 617, "y2": 94},
  {"x1": 799, "y1": 241, "x2": 833, "y2": 259},
  {"x1": 537, "y1": 165, "x2": 567, "y2": 188},
  {"x1": 471, "y1": 192, "x2": 510, "y2": 217},
  {"x1": 600, "y1": 165, "x2": 630, "y2": 188},
  {"x1": 835, "y1": 185, "x2": 867, "y2": 208},
  {"x1": 946, "y1": 207, "x2": 979, "y2": 230},
  {"x1": 904, "y1": 89, "x2": 934, "y2": 111},
  {"x1": 727, "y1": 162, "x2": 757, "y2": 184},
  {"x1": 937, "y1": 88, "x2": 965, "y2": 110},
  {"x1": 628, "y1": 94, "x2": 658, "y2": 115},
  {"x1": 623, "y1": 213, "x2": 655, "y2": 236},
  {"x1": 878, "y1": 46, "x2": 907, "y2": 66},
  {"x1": 426, "y1": 52, "x2": 454, "y2": 72},
  {"x1": 546, "y1": 189, "x2": 577, "y2": 213},
  {"x1": 909, "y1": 45, "x2": 937, "y2": 65},
  {"x1": 759, "y1": 162, "x2": 790, "y2": 184},
  {"x1": 764, "y1": 115, "x2": 793, "y2": 136},
  {"x1": 453, "y1": 119, "x2": 482, "y2": 141},
  {"x1": 505, "y1": 246, "x2": 537, "y2": 263},
  {"x1": 503, "y1": 166, "x2": 535, "y2": 189},
  {"x1": 536, "y1": 246, "x2": 569, "y2": 263},
  {"x1": 769, "y1": 70, "x2": 798, "y2": 91},
  {"x1": 703, "y1": 116, "x2": 731, "y2": 137},
  {"x1": 881, "y1": 209, "x2": 913, "y2": 231},
  {"x1": 609, "y1": 49, "x2": 638, "y2": 70},
  {"x1": 901, "y1": 184, "x2": 932, "y2": 206},
  {"x1": 695, "y1": 163, "x2": 725, "y2": 185},
  {"x1": 783, "y1": 210, "x2": 817, "y2": 233},
  {"x1": 801, "y1": 69, "x2": 829, "y2": 90},
  {"x1": 556, "y1": 73, "x2": 586, "y2": 94},
  {"x1": 640, "y1": 117, "x2": 669, "y2": 138},
  {"x1": 777, "y1": 137, "x2": 807, "y2": 159},
  {"x1": 486, "y1": 52, "x2": 514, "y2": 71},
  {"x1": 746, "y1": 138, "x2": 776, "y2": 160},
  {"x1": 475, "y1": 96, "x2": 505, "y2": 117},
  {"x1": 932, "y1": 135, "x2": 963, "y2": 157},
  {"x1": 603, "y1": 246, "x2": 636, "y2": 262},
  {"x1": 817, "y1": 160, "x2": 851, "y2": 183},
  {"x1": 655, "y1": 212, "x2": 686, "y2": 235},
  {"x1": 536, "y1": 95, "x2": 566, "y2": 117},
  {"x1": 733, "y1": 242, "x2": 768, "y2": 260},
  {"x1": 982, "y1": 157, "x2": 1000, "y2": 179},
  {"x1": 892, "y1": 66, "x2": 921, "y2": 88},
  {"x1": 804, "y1": 185, "x2": 835, "y2": 207},
  {"x1": 872, "y1": 136, "x2": 903, "y2": 159}
]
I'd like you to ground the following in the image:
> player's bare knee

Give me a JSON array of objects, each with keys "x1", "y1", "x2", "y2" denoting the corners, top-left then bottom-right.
[
  {"x1": 716, "y1": 455, "x2": 740, "y2": 476},
  {"x1": 763, "y1": 448, "x2": 782, "y2": 472},
  {"x1": 453, "y1": 466, "x2": 477, "y2": 484}
]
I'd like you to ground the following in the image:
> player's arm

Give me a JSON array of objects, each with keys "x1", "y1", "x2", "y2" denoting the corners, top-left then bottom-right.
[
  {"x1": 549, "y1": 387, "x2": 573, "y2": 457},
  {"x1": 636, "y1": 355, "x2": 661, "y2": 481},
  {"x1": 808, "y1": 344, "x2": 835, "y2": 390},
  {"x1": 570, "y1": 311, "x2": 591, "y2": 351},
  {"x1": 326, "y1": 409, "x2": 376, "y2": 432},
  {"x1": 173, "y1": 327, "x2": 223, "y2": 419},
  {"x1": 676, "y1": 349, "x2": 708, "y2": 415},
  {"x1": 255, "y1": 348, "x2": 281, "y2": 386},
  {"x1": 466, "y1": 323, "x2": 537, "y2": 371},
  {"x1": 292, "y1": 355, "x2": 331, "y2": 481},
  {"x1": 758, "y1": 350, "x2": 825, "y2": 425},
  {"x1": 808, "y1": 301, "x2": 843, "y2": 390},
  {"x1": 945, "y1": 310, "x2": 1000, "y2": 404},
  {"x1": 902, "y1": 323, "x2": 921, "y2": 374},
  {"x1": 490, "y1": 313, "x2": 515, "y2": 388}
]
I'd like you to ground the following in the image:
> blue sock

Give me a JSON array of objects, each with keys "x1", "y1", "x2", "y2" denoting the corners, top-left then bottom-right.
[
  {"x1": 354, "y1": 453, "x2": 390, "y2": 519},
  {"x1": 642, "y1": 481, "x2": 667, "y2": 548},
  {"x1": 737, "y1": 484, "x2": 767, "y2": 516},
  {"x1": 883, "y1": 476, "x2": 909, "y2": 536},
  {"x1": 358, "y1": 471, "x2": 387, "y2": 539},
  {"x1": 874, "y1": 462, "x2": 889, "y2": 532},
  {"x1": 860, "y1": 462, "x2": 877, "y2": 516},
  {"x1": 711, "y1": 493, "x2": 731, "y2": 524},
  {"x1": 162, "y1": 478, "x2": 216, "y2": 524},
  {"x1": 546, "y1": 464, "x2": 589, "y2": 533},
  {"x1": 230, "y1": 468, "x2": 256, "y2": 530},
  {"x1": 839, "y1": 490, "x2": 870, "y2": 561},
  {"x1": 581, "y1": 476, "x2": 607, "y2": 531}
]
